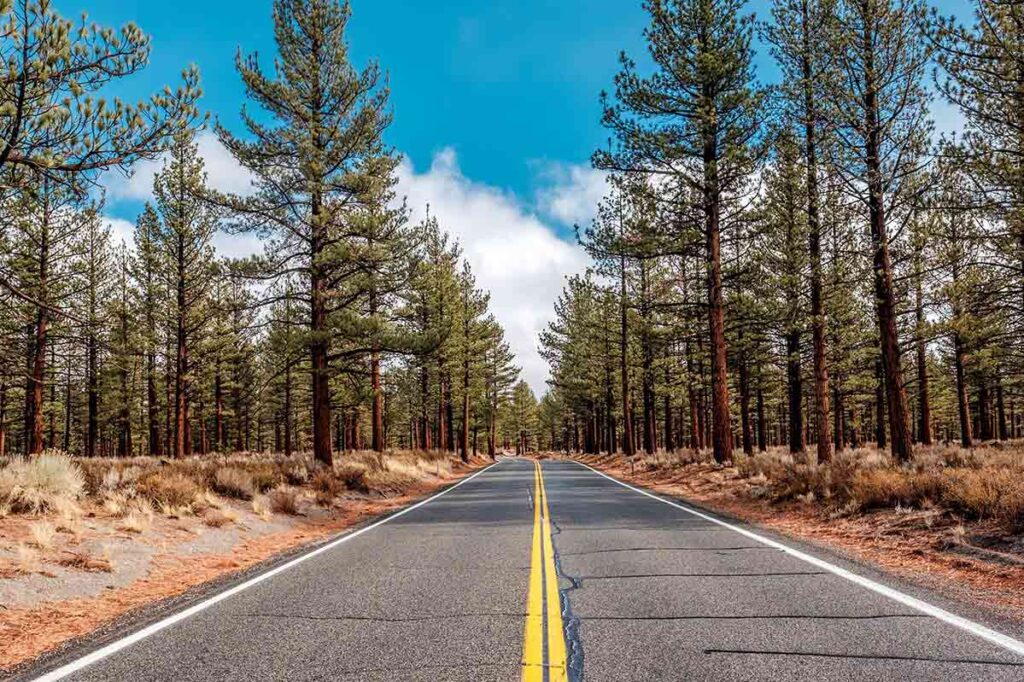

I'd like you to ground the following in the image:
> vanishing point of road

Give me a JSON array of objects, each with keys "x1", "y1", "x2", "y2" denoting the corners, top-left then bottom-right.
[{"x1": 19, "y1": 458, "x2": 1024, "y2": 681}]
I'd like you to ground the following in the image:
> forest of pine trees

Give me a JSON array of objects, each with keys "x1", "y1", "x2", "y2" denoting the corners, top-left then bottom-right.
[
  {"x1": 540, "y1": 0, "x2": 1024, "y2": 461},
  {"x1": 0, "y1": 0, "x2": 525, "y2": 464}
]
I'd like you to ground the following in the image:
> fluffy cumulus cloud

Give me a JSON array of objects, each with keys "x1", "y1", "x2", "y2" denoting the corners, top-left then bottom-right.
[
  {"x1": 104, "y1": 130, "x2": 256, "y2": 203},
  {"x1": 102, "y1": 131, "x2": 263, "y2": 260},
  {"x1": 535, "y1": 161, "x2": 608, "y2": 227},
  {"x1": 396, "y1": 149, "x2": 589, "y2": 394},
  {"x1": 102, "y1": 216, "x2": 137, "y2": 248}
]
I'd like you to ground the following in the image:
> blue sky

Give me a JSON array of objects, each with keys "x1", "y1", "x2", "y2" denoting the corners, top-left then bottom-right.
[{"x1": 76, "y1": 0, "x2": 971, "y2": 392}]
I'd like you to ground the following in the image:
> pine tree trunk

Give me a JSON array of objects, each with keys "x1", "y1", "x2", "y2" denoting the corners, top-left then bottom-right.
[
  {"x1": 979, "y1": 380, "x2": 993, "y2": 441},
  {"x1": 371, "y1": 349, "x2": 384, "y2": 452},
  {"x1": 786, "y1": 330, "x2": 804, "y2": 455},
  {"x1": 663, "y1": 366, "x2": 674, "y2": 452},
  {"x1": 915, "y1": 258, "x2": 932, "y2": 445},
  {"x1": 739, "y1": 351, "x2": 753, "y2": 456},
  {"x1": 420, "y1": 364, "x2": 431, "y2": 450},
  {"x1": 863, "y1": 30, "x2": 912, "y2": 461},
  {"x1": 756, "y1": 380, "x2": 767, "y2": 452},
  {"x1": 874, "y1": 357, "x2": 886, "y2": 448},
  {"x1": 309, "y1": 187, "x2": 333, "y2": 465},
  {"x1": 833, "y1": 382, "x2": 845, "y2": 453},
  {"x1": 705, "y1": 150, "x2": 732, "y2": 462},
  {"x1": 87, "y1": 333, "x2": 98, "y2": 458},
  {"x1": 996, "y1": 374, "x2": 1008, "y2": 441},
  {"x1": 28, "y1": 307, "x2": 46, "y2": 455},
  {"x1": 620, "y1": 253, "x2": 635, "y2": 457},
  {"x1": 0, "y1": 381, "x2": 7, "y2": 456},
  {"x1": 284, "y1": 359, "x2": 293, "y2": 457},
  {"x1": 214, "y1": 359, "x2": 224, "y2": 452},
  {"x1": 148, "y1": 350, "x2": 160, "y2": 456}
]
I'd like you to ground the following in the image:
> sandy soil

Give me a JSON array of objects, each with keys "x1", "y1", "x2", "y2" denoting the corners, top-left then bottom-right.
[
  {"x1": 0, "y1": 459, "x2": 487, "y2": 673},
  {"x1": 569, "y1": 454, "x2": 1024, "y2": 623}
]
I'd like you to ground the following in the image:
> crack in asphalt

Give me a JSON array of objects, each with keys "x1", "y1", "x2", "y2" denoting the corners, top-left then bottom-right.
[
  {"x1": 561, "y1": 526, "x2": 726, "y2": 533},
  {"x1": 549, "y1": 516, "x2": 585, "y2": 681},
  {"x1": 703, "y1": 648, "x2": 1024, "y2": 667},
  {"x1": 242, "y1": 612, "x2": 526, "y2": 623},
  {"x1": 577, "y1": 571, "x2": 830, "y2": 581},
  {"x1": 560, "y1": 546, "x2": 778, "y2": 556}
]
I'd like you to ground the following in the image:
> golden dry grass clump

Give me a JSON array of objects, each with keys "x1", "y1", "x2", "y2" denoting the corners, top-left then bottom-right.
[
  {"x1": 725, "y1": 442, "x2": 1024, "y2": 529},
  {"x1": 0, "y1": 449, "x2": 466, "y2": 524},
  {"x1": 0, "y1": 451, "x2": 85, "y2": 513}
]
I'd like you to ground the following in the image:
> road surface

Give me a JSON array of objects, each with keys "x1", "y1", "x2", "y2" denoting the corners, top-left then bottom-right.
[{"x1": 20, "y1": 458, "x2": 1024, "y2": 681}]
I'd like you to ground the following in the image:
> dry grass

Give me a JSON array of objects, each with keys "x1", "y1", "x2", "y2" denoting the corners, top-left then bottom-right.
[
  {"x1": 57, "y1": 550, "x2": 113, "y2": 573},
  {"x1": 617, "y1": 441, "x2": 1024, "y2": 531},
  {"x1": 28, "y1": 521, "x2": 56, "y2": 549},
  {"x1": 136, "y1": 472, "x2": 200, "y2": 509},
  {"x1": 269, "y1": 486, "x2": 301, "y2": 515},
  {"x1": 251, "y1": 494, "x2": 272, "y2": 520},
  {"x1": 118, "y1": 504, "x2": 153, "y2": 534},
  {"x1": 0, "y1": 451, "x2": 85, "y2": 513},
  {"x1": 203, "y1": 507, "x2": 239, "y2": 528},
  {"x1": 334, "y1": 462, "x2": 368, "y2": 493},
  {"x1": 212, "y1": 467, "x2": 255, "y2": 500},
  {"x1": 16, "y1": 544, "x2": 40, "y2": 575}
]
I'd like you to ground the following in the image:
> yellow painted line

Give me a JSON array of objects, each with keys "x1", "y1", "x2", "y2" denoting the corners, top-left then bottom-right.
[
  {"x1": 521, "y1": 460, "x2": 569, "y2": 681},
  {"x1": 521, "y1": 462, "x2": 544, "y2": 681},
  {"x1": 539, "y1": 462, "x2": 569, "y2": 681}
]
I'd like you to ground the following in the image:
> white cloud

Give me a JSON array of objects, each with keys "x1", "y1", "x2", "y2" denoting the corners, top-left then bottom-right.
[
  {"x1": 102, "y1": 131, "x2": 261, "y2": 260},
  {"x1": 104, "y1": 141, "x2": 589, "y2": 394},
  {"x1": 396, "y1": 149, "x2": 589, "y2": 394},
  {"x1": 102, "y1": 216, "x2": 136, "y2": 248},
  {"x1": 104, "y1": 130, "x2": 256, "y2": 202},
  {"x1": 535, "y1": 162, "x2": 608, "y2": 227}
]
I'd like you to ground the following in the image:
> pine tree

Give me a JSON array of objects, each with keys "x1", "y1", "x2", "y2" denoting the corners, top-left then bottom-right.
[
  {"x1": 828, "y1": 0, "x2": 931, "y2": 461},
  {"x1": 762, "y1": 0, "x2": 837, "y2": 462},
  {"x1": 0, "y1": 1, "x2": 199, "y2": 187},
  {"x1": 152, "y1": 129, "x2": 217, "y2": 458},
  {"x1": 596, "y1": 0, "x2": 765, "y2": 462},
  {"x1": 217, "y1": 0, "x2": 391, "y2": 465}
]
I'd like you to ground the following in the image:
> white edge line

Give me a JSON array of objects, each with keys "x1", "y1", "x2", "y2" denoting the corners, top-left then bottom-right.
[
  {"x1": 30, "y1": 460, "x2": 504, "y2": 682},
  {"x1": 572, "y1": 460, "x2": 1024, "y2": 658}
]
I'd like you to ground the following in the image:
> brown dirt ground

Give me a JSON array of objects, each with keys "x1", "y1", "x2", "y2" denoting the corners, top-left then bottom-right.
[
  {"x1": 569, "y1": 454, "x2": 1024, "y2": 622},
  {"x1": 0, "y1": 459, "x2": 488, "y2": 673}
]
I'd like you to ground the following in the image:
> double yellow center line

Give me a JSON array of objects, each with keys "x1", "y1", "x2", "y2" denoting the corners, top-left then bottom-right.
[{"x1": 522, "y1": 461, "x2": 568, "y2": 681}]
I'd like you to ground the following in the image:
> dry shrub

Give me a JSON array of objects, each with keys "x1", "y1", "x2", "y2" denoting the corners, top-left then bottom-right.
[
  {"x1": 247, "y1": 462, "x2": 282, "y2": 493},
  {"x1": 335, "y1": 462, "x2": 369, "y2": 493},
  {"x1": 312, "y1": 469, "x2": 343, "y2": 505},
  {"x1": 120, "y1": 509, "x2": 152, "y2": 534},
  {"x1": 269, "y1": 486, "x2": 301, "y2": 515},
  {"x1": 58, "y1": 550, "x2": 113, "y2": 573},
  {"x1": 284, "y1": 461, "x2": 310, "y2": 486},
  {"x1": 28, "y1": 521, "x2": 56, "y2": 549},
  {"x1": 191, "y1": 490, "x2": 223, "y2": 513},
  {"x1": 136, "y1": 471, "x2": 201, "y2": 508},
  {"x1": 101, "y1": 491, "x2": 131, "y2": 517},
  {"x1": 850, "y1": 468, "x2": 944, "y2": 511},
  {"x1": 941, "y1": 468, "x2": 1024, "y2": 525},
  {"x1": 203, "y1": 507, "x2": 239, "y2": 528},
  {"x1": 53, "y1": 498, "x2": 84, "y2": 536},
  {"x1": 252, "y1": 494, "x2": 272, "y2": 520},
  {"x1": 16, "y1": 544, "x2": 40, "y2": 574},
  {"x1": 0, "y1": 451, "x2": 85, "y2": 513},
  {"x1": 213, "y1": 467, "x2": 255, "y2": 500}
]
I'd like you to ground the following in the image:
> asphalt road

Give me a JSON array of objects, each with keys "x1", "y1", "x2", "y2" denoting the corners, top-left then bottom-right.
[{"x1": 20, "y1": 458, "x2": 1024, "y2": 681}]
